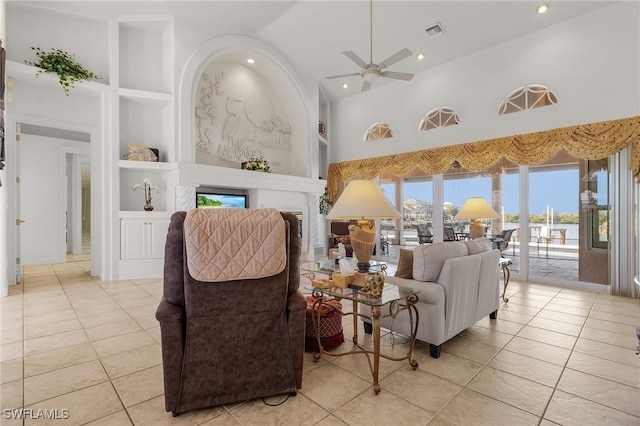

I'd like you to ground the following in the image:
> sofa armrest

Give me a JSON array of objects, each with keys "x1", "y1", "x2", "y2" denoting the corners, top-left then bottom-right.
[
  {"x1": 437, "y1": 255, "x2": 482, "y2": 339},
  {"x1": 286, "y1": 290, "x2": 306, "y2": 389},
  {"x1": 384, "y1": 275, "x2": 444, "y2": 307},
  {"x1": 287, "y1": 290, "x2": 307, "y2": 314},
  {"x1": 380, "y1": 275, "x2": 447, "y2": 346},
  {"x1": 155, "y1": 299, "x2": 186, "y2": 413},
  {"x1": 155, "y1": 298, "x2": 185, "y2": 324}
]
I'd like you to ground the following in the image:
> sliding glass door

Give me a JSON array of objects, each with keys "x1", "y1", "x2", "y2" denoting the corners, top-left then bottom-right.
[
  {"x1": 375, "y1": 152, "x2": 616, "y2": 287},
  {"x1": 380, "y1": 178, "x2": 433, "y2": 246},
  {"x1": 526, "y1": 152, "x2": 609, "y2": 284}
]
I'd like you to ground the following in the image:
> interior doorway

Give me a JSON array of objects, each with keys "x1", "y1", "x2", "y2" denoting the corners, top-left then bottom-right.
[
  {"x1": 66, "y1": 152, "x2": 91, "y2": 262},
  {"x1": 16, "y1": 123, "x2": 91, "y2": 275}
]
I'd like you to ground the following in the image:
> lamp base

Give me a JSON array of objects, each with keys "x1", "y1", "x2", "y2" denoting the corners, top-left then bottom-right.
[
  {"x1": 349, "y1": 222, "x2": 376, "y2": 269},
  {"x1": 356, "y1": 261, "x2": 370, "y2": 274},
  {"x1": 469, "y1": 219, "x2": 484, "y2": 239},
  {"x1": 350, "y1": 271, "x2": 369, "y2": 288}
]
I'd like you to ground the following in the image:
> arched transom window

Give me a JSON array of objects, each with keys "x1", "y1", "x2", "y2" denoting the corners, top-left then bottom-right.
[{"x1": 498, "y1": 84, "x2": 557, "y2": 115}]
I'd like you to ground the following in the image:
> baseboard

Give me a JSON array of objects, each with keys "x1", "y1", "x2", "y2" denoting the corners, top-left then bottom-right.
[{"x1": 117, "y1": 259, "x2": 164, "y2": 280}]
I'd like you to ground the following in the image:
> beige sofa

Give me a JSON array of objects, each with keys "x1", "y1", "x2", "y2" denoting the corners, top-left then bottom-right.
[{"x1": 377, "y1": 239, "x2": 500, "y2": 358}]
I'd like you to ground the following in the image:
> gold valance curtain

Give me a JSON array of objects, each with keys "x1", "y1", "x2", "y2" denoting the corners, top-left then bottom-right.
[{"x1": 327, "y1": 115, "x2": 640, "y2": 202}]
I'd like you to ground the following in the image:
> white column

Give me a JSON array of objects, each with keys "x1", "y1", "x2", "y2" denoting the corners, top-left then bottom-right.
[{"x1": 176, "y1": 184, "x2": 197, "y2": 211}]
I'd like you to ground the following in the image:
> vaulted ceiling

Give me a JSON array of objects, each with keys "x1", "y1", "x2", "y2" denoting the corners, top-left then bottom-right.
[{"x1": 11, "y1": 1, "x2": 613, "y2": 101}]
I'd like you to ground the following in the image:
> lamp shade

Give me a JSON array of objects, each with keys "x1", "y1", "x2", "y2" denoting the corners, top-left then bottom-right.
[
  {"x1": 454, "y1": 197, "x2": 500, "y2": 220},
  {"x1": 326, "y1": 180, "x2": 401, "y2": 220}
]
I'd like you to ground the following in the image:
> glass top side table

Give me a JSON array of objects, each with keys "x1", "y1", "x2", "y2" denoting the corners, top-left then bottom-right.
[
  {"x1": 306, "y1": 282, "x2": 419, "y2": 394},
  {"x1": 301, "y1": 258, "x2": 387, "y2": 279}
]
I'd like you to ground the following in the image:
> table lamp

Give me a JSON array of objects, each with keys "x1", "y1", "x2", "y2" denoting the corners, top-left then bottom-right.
[
  {"x1": 454, "y1": 197, "x2": 499, "y2": 239},
  {"x1": 326, "y1": 180, "x2": 401, "y2": 273}
]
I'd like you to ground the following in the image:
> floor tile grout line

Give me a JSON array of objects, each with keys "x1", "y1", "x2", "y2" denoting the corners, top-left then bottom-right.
[
  {"x1": 51, "y1": 264, "x2": 136, "y2": 422},
  {"x1": 536, "y1": 291, "x2": 601, "y2": 423},
  {"x1": 11, "y1": 262, "x2": 639, "y2": 425}
]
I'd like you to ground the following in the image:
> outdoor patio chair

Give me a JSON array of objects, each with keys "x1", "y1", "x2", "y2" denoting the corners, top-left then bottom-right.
[
  {"x1": 443, "y1": 226, "x2": 457, "y2": 241},
  {"x1": 492, "y1": 228, "x2": 516, "y2": 255},
  {"x1": 416, "y1": 223, "x2": 433, "y2": 244}
]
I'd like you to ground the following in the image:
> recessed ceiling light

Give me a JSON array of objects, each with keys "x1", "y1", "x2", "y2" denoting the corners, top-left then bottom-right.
[
  {"x1": 537, "y1": 3, "x2": 549, "y2": 14},
  {"x1": 342, "y1": 83, "x2": 349, "y2": 89},
  {"x1": 416, "y1": 53, "x2": 425, "y2": 61},
  {"x1": 246, "y1": 58, "x2": 256, "y2": 64}
]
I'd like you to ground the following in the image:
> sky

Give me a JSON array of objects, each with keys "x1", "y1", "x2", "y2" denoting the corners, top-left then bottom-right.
[{"x1": 382, "y1": 169, "x2": 583, "y2": 214}]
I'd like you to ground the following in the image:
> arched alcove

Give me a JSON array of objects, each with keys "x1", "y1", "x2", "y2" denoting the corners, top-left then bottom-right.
[{"x1": 178, "y1": 35, "x2": 314, "y2": 178}]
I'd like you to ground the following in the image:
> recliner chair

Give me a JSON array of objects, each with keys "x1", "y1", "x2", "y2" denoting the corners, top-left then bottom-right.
[{"x1": 155, "y1": 208, "x2": 305, "y2": 416}]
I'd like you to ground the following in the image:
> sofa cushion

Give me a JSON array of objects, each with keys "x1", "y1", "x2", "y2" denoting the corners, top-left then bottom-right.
[
  {"x1": 464, "y1": 237, "x2": 493, "y2": 255},
  {"x1": 413, "y1": 241, "x2": 468, "y2": 282},
  {"x1": 394, "y1": 249, "x2": 414, "y2": 279}
]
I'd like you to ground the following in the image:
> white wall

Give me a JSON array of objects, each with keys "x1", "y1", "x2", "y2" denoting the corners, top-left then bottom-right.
[
  {"x1": 330, "y1": 2, "x2": 640, "y2": 163},
  {"x1": 6, "y1": 5, "x2": 110, "y2": 83},
  {"x1": 1, "y1": 0, "x2": 7, "y2": 296}
]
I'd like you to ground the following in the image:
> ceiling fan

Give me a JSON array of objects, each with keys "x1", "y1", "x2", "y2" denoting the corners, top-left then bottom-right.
[{"x1": 326, "y1": 0, "x2": 414, "y2": 92}]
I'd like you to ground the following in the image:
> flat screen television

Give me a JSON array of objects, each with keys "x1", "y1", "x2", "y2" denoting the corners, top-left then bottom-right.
[{"x1": 196, "y1": 187, "x2": 248, "y2": 209}]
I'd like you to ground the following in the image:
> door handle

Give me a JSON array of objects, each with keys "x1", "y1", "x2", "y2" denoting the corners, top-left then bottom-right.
[{"x1": 16, "y1": 219, "x2": 25, "y2": 225}]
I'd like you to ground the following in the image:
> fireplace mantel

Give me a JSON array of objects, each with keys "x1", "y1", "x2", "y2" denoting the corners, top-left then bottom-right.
[
  {"x1": 175, "y1": 162, "x2": 326, "y2": 195},
  {"x1": 173, "y1": 162, "x2": 326, "y2": 259}
]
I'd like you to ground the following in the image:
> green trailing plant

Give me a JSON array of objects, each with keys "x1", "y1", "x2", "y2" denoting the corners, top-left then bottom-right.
[{"x1": 25, "y1": 47, "x2": 99, "y2": 95}]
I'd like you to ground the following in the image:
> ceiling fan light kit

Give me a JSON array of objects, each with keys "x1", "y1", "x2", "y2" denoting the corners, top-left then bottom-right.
[{"x1": 326, "y1": 0, "x2": 414, "y2": 92}]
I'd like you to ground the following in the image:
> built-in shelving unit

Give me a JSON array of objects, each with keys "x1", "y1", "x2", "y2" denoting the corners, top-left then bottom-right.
[
  {"x1": 115, "y1": 17, "x2": 175, "y2": 274},
  {"x1": 116, "y1": 17, "x2": 174, "y2": 210},
  {"x1": 5, "y1": 4, "x2": 327, "y2": 281}
]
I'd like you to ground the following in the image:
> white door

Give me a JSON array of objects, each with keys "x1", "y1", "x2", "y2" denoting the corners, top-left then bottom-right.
[{"x1": 18, "y1": 134, "x2": 66, "y2": 265}]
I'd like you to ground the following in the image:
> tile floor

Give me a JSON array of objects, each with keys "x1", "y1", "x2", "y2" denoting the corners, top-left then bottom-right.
[{"x1": 1, "y1": 259, "x2": 639, "y2": 425}]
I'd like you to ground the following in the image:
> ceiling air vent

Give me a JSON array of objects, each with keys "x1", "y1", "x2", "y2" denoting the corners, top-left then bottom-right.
[{"x1": 425, "y1": 23, "x2": 445, "y2": 38}]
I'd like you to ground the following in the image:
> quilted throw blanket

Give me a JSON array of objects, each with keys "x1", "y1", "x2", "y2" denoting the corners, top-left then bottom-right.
[{"x1": 184, "y1": 208, "x2": 287, "y2": 282}]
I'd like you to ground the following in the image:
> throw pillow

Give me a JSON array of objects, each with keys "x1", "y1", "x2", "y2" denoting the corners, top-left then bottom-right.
[
  {"x1": 464, "y1": 237, "x2": 493, "y2": 254},
  {"x1": 413, "y1": 241, "x2": 468, "y2": 282},
  {"x1": 394, "y1": 249, "x2": 413, "y2": 279}
]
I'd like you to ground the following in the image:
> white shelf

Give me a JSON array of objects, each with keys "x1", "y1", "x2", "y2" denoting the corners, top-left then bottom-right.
[
  {"x1": 119, "y1": 160, "x2": 177, "y2": 170},
  {"x1": 118, "y1": 87, "x2": 172, "y2": 105},
  {"x1": 119, "y1": 210, "x2": 172, "y2": 219},
  {"x1": 7, "y1": 60, "x2": 110, "y2": 93}
]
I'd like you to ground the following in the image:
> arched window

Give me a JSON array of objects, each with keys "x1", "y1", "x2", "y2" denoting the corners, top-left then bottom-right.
[
  {"x1": 363, "y1": 122, "x2": 393, "y2": 142},
  {"x1": 419, "y1": 107, "x2": 460, "y2": 131},
  {"x1": 498, "y1": 84, "x2": 557, "y2": 115}
]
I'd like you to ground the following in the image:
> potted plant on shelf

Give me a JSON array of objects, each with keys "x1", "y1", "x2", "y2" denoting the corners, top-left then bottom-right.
[
  {"x1": 132, "y1": 178, "x2": 160, "y2": 211},
  {"x1": 24, "y1": 47, "x2": 100, "y2": 95}
]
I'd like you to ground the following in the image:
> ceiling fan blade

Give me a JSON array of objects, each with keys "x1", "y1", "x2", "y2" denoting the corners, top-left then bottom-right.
[
  {"x1": 326, "y1": 72, "x2": 361, "y2": 79},
  {"x1": 361, "y1": 80, "x2": 372, "y2": 92},
  {"x1": 343, "y1": 51, "x2": 368, "y2": 68},
  {"x1": 381, "y1": 70, "x2": 414, "y2": 81},
  {"x1": 379, "y1": 48, "x2": 412, "y2": 69}
]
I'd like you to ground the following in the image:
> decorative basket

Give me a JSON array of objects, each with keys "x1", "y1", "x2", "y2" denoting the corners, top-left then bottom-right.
[
  {"x1": 311, "y1": 278, "x2": 332, "y2": 289},
  {"x1": 332, "y1": 273, "x2": 354, "y2": 289}
]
